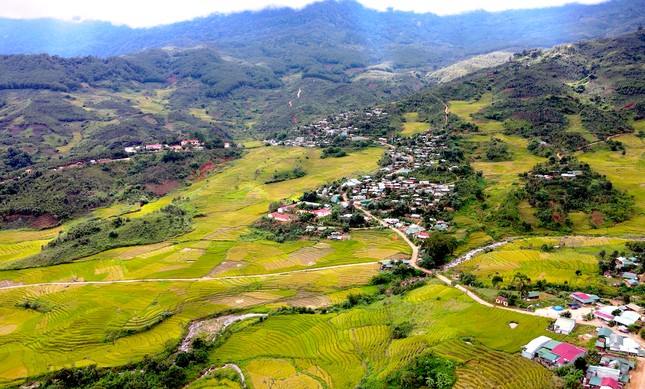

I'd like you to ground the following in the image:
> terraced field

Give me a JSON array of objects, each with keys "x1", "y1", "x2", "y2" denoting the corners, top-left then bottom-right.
[
  {"x1": 0, "y1": 264, "x2": 380, "y2": 384},
  {"x1": 455, "y1": 236, "x2": 632, "y2": 288},
  {"x1": 432, "y1": 339, "x2": 557, "y2": 389},
  {"x1": 0, "y1": 145, "x2": 399, "y2": 384},
  {"x1": 210, "y1": 282, "x2": 559, "y2": 388}
]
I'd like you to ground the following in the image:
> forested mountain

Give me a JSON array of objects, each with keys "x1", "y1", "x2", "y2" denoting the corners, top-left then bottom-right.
[
  {"x1": 0, "y1": 0, "x2": 644, "y2": 67},
  {"x1": 0, "y1": 0, "x2": 643, "y2": 170}
]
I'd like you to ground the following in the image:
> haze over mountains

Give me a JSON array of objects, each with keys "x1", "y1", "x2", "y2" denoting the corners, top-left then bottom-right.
[
  {"x1": 0, "y1": 0, "x2": 644, "y2": 179},
  {"x1": 0, "y1": 0, "x2": 644, "y2": 68}
]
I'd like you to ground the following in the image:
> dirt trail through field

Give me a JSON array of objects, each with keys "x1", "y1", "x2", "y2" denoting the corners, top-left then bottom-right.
[{"x1": 0, "y1": 262, "x2": 379, "y2": 291}]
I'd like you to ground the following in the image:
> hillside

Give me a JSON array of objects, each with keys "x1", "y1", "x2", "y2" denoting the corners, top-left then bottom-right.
[
  {"x1": 0, "y1": 0, "x2": 643, "y2": 65},
  {"x1": 395, "y1": 30, "x2": 645, "y2": 240}
]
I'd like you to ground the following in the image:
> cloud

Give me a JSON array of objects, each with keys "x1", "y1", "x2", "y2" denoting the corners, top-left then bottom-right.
[{"x1": 0, "y1": 0, "x2": 611, "y2": 28}]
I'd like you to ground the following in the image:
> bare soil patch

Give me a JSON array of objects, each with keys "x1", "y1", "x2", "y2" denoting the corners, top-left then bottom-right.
[{"x1": 207, "y1": 261, "x2": 242, "y2": 277}]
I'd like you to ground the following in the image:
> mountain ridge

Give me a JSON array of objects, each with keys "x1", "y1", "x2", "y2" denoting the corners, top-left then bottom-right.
[{"x1": 0, "y1": 0, "x2": 643, "y2": 69}]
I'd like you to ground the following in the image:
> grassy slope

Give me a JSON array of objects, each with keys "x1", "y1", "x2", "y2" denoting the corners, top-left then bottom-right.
[
  {"x1": 450, "y1": 94, "x2": 645, "y2": 238},
  {"x1": 401, "y1": 112, "x2": 429, "y2": 137},
  {"x1": 578, "y1": 132, "x2": 645, "y2": 236},
  {"x1": 211, "y1": 282, "x2": 570, "y2": 389}
]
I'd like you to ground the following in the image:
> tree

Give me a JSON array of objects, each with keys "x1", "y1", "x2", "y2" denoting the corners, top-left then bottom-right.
[
  {"x1": 598, "y1": 249, "x2": 606, "y2": 259},
  {"x1": 420, "y1": 233, "x2": 458, "y2": 269},
  {"x1": 491, "y1": 275, "x2": 503, "y2": 287},
  {"x1": 508, "y1": 294, "x2": 518, "y2": 306},
  {"x1": 459, "y1": 272, "x2": 477, "y2": 286},
  {"x1": 512, "y1": 272, "x2": 531, "y2": 298},
  {"x1": 573, "y1": 357, "x2": 587, "y2": 372}
]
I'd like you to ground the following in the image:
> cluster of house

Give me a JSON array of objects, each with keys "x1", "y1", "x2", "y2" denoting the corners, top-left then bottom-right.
[
  {"x1": 522, "y1": 336, "x2": 588, "y2": 368},
  {"x1": 264, "y1": 108, "x2": 389, "y2": 148},
  {"x1": 523, "y1": 328, "x2": 640, "y2": 388},
  {"x1": 604, "y1": 255, "x2": 643, "y2": 287},
  {"x1": 584, "y1": 355, "x2": 633, "y2": 389},
  {"x1": 532, "y1": 170, "x2": 585, "y2": 180},
  {"x1": 495, "y1": 291, "x2": 541, "y2": 306},
  {"x1": 342, "y1": 174, "x2": 453, "y2": 234},
  {"x1": 48, "y1": 157, "x2": 132, "y2": 172},
  {"x1": 267, "y1": 201, "x2": 334, "y2": 222},
  {"x1": 596, "y1": 327, "x2": 645, "y2": 357},
  {"x1": 124, "y1": 139, "x2": 217, "y2": 154},
  {"x1": 378, "y1": 259, "x2": 411, "y2": 270},
  {"x1": 567, "y1": 292, "x2": 644, "y2": 331}
]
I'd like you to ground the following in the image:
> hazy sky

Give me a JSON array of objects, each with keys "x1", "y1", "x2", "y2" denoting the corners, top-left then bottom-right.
[{"x1": 0, "y1": 0, "x2": 610, "y2": 28}]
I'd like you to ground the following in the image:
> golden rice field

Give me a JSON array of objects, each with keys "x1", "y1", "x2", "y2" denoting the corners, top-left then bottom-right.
[
  {"x1": 401, "y1": 112, "x2": 429, "y2": 136},
  {"x1": 0, "y1": 145, "x2": 397, "y2": 384},
  {"x1": 211, "y1": 282, "x2": 561, "y2": 389},
  {"x1": 455, "y1": 236, "x2": 631, "y2": 287},
  {"x1": 0, "y1": 264, "x2": 379, "y2": 385}
]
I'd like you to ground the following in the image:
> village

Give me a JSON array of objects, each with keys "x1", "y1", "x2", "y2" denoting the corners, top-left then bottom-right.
[
  {"x1": 263, "y1": 106, "x2": 390, "y2": 148},
  {"x1": 262, "y1": 113, "x2": 461, "y2": 245},
  {"x1": 519, "y1": 290, "x2": 645, "y2": 388},
  {"x1": 259, "y1": 108, "x2": 645, "y2": 388}
]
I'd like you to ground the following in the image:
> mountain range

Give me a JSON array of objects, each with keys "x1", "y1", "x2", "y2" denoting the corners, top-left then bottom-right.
[{"x1": 1, "y1": 0, "x2": 644, "y2": 69}]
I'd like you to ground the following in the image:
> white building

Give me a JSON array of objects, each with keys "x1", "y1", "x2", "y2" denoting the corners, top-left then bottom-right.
[
  {"x1": 553, "y1": 317, "x2": 577, "y2": 335},
  {"x1": 521, "y1": 336, "x2": 552, "y2": 359}
]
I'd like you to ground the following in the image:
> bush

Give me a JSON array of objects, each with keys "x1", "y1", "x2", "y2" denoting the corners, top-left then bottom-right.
[{"x1": 392, "y1": 321, "x2": 414, "y2": 339}]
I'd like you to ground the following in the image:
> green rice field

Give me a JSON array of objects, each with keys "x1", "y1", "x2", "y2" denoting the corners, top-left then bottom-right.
[
  {"x1": 210, "y1": 282, "x2": 564, "y2": 389},
  {"x1": 455, "y1": 236, "x2": 630, "y2": 288},
  {"x1": 0, "y1": 264, "x2": 380, "y2": 384}
]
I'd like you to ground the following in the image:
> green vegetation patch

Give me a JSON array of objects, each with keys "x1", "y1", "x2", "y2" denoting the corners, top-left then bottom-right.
[
  {"x1": 524, "y1": 157, "x2": 634, "y2": 231},
  {"x1": 3, "y1": 202, "x2": 192, "y2": 269}
]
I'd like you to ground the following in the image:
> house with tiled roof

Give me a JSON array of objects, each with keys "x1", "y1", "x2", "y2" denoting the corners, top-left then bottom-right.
[
  {"x1": 268, "y1": 212, "x2": 291, "y2": 222},
  {"x1": 523, "y1": 336, "x2": 587, "y2": 367},
  {"x1": 570, "y1": 292, "x2": 600, "y2": 305}
]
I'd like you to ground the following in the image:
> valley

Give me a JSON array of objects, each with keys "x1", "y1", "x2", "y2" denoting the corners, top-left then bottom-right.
[{"x1": 0, "y1": 2, "x2": 644, "y2": 388}]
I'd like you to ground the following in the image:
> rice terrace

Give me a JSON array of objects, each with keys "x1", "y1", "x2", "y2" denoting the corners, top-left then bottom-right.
[{"x1": 1, "y1": 1, "x2": 645, "y2": 389}]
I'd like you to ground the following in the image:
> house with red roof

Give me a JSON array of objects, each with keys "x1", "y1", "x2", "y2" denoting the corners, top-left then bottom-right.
[
  {"x1": 524, "y1": 336, "x2": 587, "y2": 368},
  {"x1": 570, "y1": 292, "x2": 600, "y2": 305},
  {"x1": 550, "y1": 343, "x2": 587, "y2": 367},
  {"x1": 268, "y1": 212, "x2": 291, "y2": 222},
  {"x1": 312, "y1": 208, "x2": 332, "y2": 218},
  {"x1": 594, "y1": 310, "x2": 615, "y2": 322},
  {"x1": 277, "y1": 203, "x2": 299, "y2": 214}
]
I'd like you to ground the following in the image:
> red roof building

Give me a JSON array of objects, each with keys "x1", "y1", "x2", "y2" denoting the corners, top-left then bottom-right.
[
  {"x1": 600, "y1": 377, "x2": 619, "y2": 389},
  {"x1": 551, "y1": 343, "x2": 587, "y2": 366},
  {"x1": 312, "y1": 208, "x2": 332, "y2": 218},
  {"x1": 593, "y1": 311, "x2": 615, "y2": 321},
  {"x1": 269, "y1": 212, "x2": 291, "y2": 222}
]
